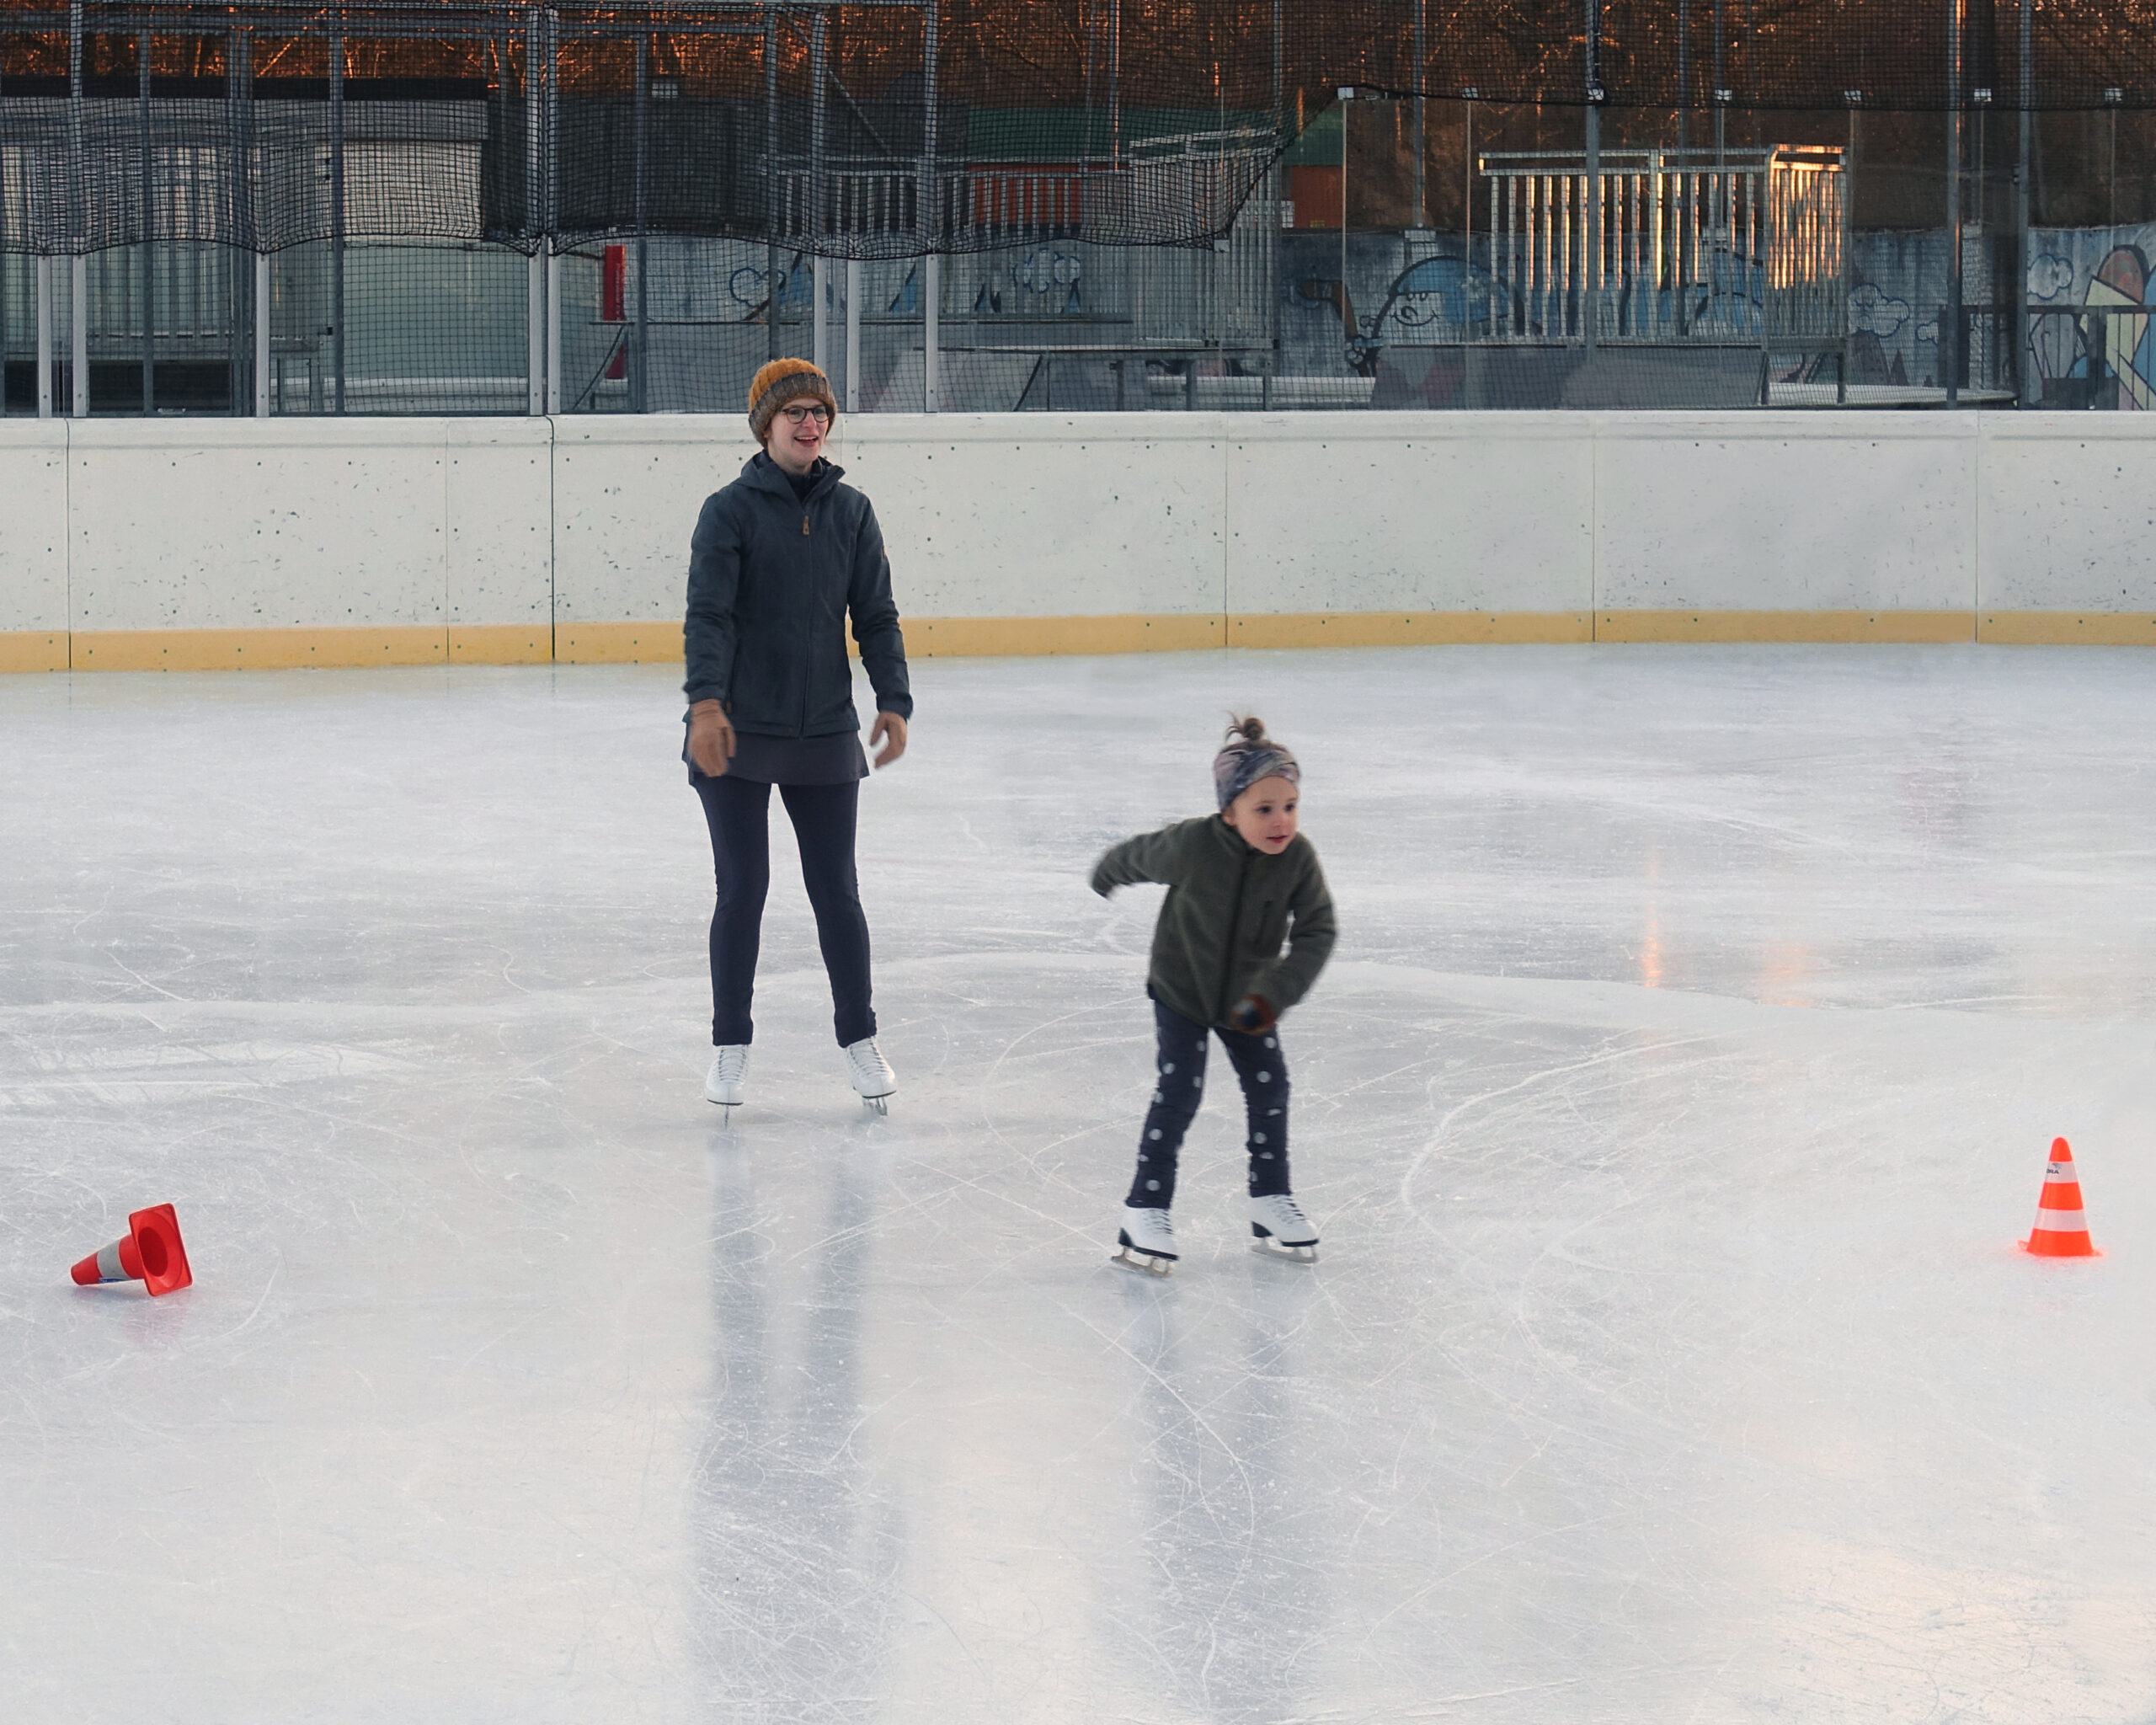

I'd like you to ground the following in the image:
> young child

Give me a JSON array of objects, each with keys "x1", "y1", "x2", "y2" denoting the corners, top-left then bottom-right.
[{"x1": 1091, "y1": 717, "x2": 1337, "y2": 1275}]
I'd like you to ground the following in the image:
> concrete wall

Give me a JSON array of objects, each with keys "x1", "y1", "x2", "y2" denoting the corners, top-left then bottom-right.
[{"x1": 4, "y1": 411, "x2": 2155, "y2": 671}]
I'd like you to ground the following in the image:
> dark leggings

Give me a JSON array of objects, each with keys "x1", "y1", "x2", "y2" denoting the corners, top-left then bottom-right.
[
  {"x1": 1126, "y1": 1000, "x2": 1291, "y2": 1209},
  {"x1": 693, "y1": 774, "x2": 875, "y2": 1048}
]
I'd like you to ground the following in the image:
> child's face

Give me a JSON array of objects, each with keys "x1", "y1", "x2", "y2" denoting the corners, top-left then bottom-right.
[{"x1": 1223, "y1": 777, "x2": 1299, "y2": 854}]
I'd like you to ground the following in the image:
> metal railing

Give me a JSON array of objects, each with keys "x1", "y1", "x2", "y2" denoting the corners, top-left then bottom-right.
[{"x1": 1480, "y1": 147, "x2": 1845, "y2": 346}]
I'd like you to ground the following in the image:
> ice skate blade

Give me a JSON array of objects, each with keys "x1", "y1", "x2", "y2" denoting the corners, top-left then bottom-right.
[
  {"x1": 1251, "y1": 1236, "x2": 1318, "y2": 1264},
  {"x1": 859, "y1": 1094, "x2": 890, "y2": 1117},
  {"x1": 1110, "y1": 1246, "x2": 1175, "y2": 1278}
]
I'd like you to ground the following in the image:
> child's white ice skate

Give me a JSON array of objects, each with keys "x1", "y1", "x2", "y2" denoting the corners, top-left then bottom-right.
[
  {"x1": 1250, "y1": 1193, "x2": 1319, "y2": 1263},
  {"x1": 843, "y1": 1037, "x2": 898, "y2": 1116},
  {"x1": 705, "y1": 1045, "x2": 750, "y2": 1114},
  {"x1": 1111, "y1": 1204, "x2": 1177, "y2": 1277}
]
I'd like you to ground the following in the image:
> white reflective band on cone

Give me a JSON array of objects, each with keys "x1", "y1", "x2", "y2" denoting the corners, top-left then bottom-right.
[
  {"x1": 2046, "y1": 1165, "x2": 2079, "y2": 1180},
  {"x1": 2031, "y1": 1210, "x2": 2088, "y2": 1232},
  {"x1": 94, "y1": 1242, "x2": 126, "y2": 1281}
]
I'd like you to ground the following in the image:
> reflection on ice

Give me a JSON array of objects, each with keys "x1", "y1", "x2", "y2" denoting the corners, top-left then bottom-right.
[{"x1": 1, "y1": 647, "x2": 2152, "y2": 1722}]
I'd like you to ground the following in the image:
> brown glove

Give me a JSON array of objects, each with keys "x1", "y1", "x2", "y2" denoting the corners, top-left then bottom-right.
[
  {"x1": 1228, "y1": 995, "x2": 1278, "y2": 1035},
  {"x1": 688, "y1": 700, "x2": 736, "y2": 777}
]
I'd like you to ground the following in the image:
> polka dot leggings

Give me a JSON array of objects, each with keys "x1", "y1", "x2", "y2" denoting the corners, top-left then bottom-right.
[{"x1": 1125, "y1": 999, "x2": 1290, "y2": 1209}]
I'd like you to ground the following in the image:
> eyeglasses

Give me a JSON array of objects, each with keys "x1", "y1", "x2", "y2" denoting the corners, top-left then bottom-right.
[{"x1": 779, "y1": 403, "x2": 831, "y2": 425}]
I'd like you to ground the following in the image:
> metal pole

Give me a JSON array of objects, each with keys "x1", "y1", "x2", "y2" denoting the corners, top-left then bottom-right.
[
  {"x1": 526, "y1": 6, "x2": 545, "y2": 415},
  {"x1": 544, "y1": 3, "x2": 560, "y2": 415},
  {"x1": 331, "y1": 18, "x2": 345, "y2": 414},
  {"x1": 72, "y1": 256, "x2": 88, "y2": 416},
  {"x1": 844, "y1": 257, "x2": 860, "y2": 412},
  {"x1": 1585, "y1": 0, "x2": 1601, "y2": 350},
  {"x1": 254, "y1": 252, "x2": 270, "y2": 414},
  {"x1": 921, "y1": 0, "x2": 938, "y2": 411},
  {"x1": 228, "y1": 28, "x2": 252, "y2": 416},
  {"x1": 140, "y1": 29, "x2": 155, "y2": 416},
  {"x1": 1412, "y1": 0, "x2": 1426, "y2": 229},
  {"x1": 633, "y1": 31, "x2": 648, "y2": 411},
  {"x1": 37, "y1": 258, "x2": 53, "y2": 418},
  {"x1": 1678, "y1": 0, "x2": 1690, "y2": 155},
  {"x1": 1339, "y1": 88, "x2": 1349, "y2": 350},
  {"x1": 2017, "y1": 0, "x2": 2032, "y2": 405},
  {"x1": 1947, "y1": 0, "x2": 1962, "y2": 409},
  {"x1": 69, "y1": 0, "x2": 85, "y2": 417},
  {"x1": 765, "y1": 4, "x2": 782, "y2": 363},
  {"x1": 1713, "y1": 0, "x2": 1726, "y2": 165},
  {"x1": 1108, "y1": 0, "x2": 1120, "y2": 167},
  {"x1": 811, "y1": 10, "x2": 828, "y2": 371}
]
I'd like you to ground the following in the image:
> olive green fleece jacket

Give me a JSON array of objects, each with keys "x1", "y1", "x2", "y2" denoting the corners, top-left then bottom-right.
[{"x1": 1091, "y1": 814, "x2": 1337, "y2": 1029}]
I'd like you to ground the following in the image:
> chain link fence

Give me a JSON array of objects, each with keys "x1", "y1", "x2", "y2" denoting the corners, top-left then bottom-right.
[{"x1": 5, "y1": 1, "x2": 2156, "y2": 414}]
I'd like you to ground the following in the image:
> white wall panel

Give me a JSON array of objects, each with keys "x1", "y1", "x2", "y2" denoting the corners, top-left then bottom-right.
[
  {"x1": 0, "y1": 423, "x2": 69, "y2": 634},
  {"x1": 1976, "y1": 419, "x2": 2156, "y2": 612},
  {"x1": 551, "y1": 416, "x2": 746, "y2": 628},
  {"x1": 69, "y1": 419, "x2": 449, "y2": 631},
  {"x1": 1226, "y1": 414, "x2": 1595, "y2": 614},
  {"x1": 447, "y1": 419, "x2": 555, "y2": 629},
  {"x1": 1594, "y1": 416, "x2": 1980, "y2": 611},
  {"x1": 843, "y1": 415, "x2": 1228, "y2": 618}
]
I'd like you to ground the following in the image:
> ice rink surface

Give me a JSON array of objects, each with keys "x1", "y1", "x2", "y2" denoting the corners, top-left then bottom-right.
[{"x1": 3, "y1": 645, "x2": 2153, "y2": 1724}]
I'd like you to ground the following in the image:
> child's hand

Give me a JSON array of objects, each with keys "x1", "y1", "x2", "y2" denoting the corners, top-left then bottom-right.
[{"x1": 1228, "y1": 995, "x2": 1277, "y2": 1035}]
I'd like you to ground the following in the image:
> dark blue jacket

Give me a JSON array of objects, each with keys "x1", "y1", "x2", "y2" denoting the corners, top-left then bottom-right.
[{"x1": 683, "y1": 452, "x2": 912, "y2": 734}]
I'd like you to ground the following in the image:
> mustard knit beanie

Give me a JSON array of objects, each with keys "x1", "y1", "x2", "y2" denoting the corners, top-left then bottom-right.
[{"x1": 747, "y1": 358, "x2": 839, "y2": 444}]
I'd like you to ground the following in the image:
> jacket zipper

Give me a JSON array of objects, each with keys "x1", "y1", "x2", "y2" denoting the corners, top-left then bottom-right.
[{"x1": 1217, "y1": 843, "x2": 1251, "y2": 1023}]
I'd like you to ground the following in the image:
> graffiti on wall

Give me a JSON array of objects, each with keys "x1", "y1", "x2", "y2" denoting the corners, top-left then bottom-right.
[{"x1": 2027, "y1": 229, "x2": 2156, "y2": 409}]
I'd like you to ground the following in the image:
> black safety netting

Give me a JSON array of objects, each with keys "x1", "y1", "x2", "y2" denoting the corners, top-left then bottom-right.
[{"x1": 4, "y1": 2, "x2": 2156, "y2": 414}]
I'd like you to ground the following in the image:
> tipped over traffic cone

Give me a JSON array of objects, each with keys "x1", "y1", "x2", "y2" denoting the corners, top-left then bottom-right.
[
  {"x1": 2023, "y1": 1139, "x2": 2099, "y2": 1258},
  {"x1": 70, "y1": 1204, "x2": 193, "y2": 1295}
]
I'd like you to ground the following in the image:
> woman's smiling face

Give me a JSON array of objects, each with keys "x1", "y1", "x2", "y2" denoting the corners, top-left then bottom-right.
[{"x1": 766, "y1": 402, "x2": 830, "y2": 474}]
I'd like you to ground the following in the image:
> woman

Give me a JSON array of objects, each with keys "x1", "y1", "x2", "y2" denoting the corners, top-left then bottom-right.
[{"x1": 684, "y1": 357, "x2": 911, "y2": 1115}]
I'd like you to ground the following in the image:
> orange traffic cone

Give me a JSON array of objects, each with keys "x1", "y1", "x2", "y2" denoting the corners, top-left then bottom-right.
[
  {"x1": 2023, "y1": 1138, "x2": 2099, "y2": 1258},
  {"x1": 70, "y1": 1204, "x2": 193, "y2": 1295}
]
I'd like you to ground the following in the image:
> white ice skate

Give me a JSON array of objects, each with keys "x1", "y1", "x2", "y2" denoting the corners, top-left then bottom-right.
[
  {"x1": 1250, "y1": 1193, "x2": 1319, "y2": 1263},
  {"x1": 843, "y1": 1037, "x2": 898, "y2": 1115},
  {"x1": 1111, "y1": 1204, "x2": 1177, "y2": 1277},
  {"x1": 704, "y1": 1045, "x2": 750, "y2": 1110}
]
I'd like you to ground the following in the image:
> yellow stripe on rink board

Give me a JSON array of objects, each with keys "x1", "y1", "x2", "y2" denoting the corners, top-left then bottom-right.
[
  {"x1": 1594, "y1": 610, "x2": 1975, "y2": 644},
  {"x1": 905, "y1": 614, "x2": 1225, "y2": 656},
  {"x1": 1230, "y1": 611, "x2": 1593, "y2": 648},
  {"x1": 70, "y1": 627, "x2": 450, "y2": 670},
  {"x1": 27, "y1": 608, "x2": 2156, "y2": 676},
  {"x1": 449, "y1": 625, "x2": 553, "y2": 664},
  {"x1": 1978, "y1": 612, "x2": 2156, "y2": 645},
  {"x1": 554, "y1": 622, "x2": 682, "y2": 664},
  {"x1": 0, "y1": 632, "x2": 68, "y2": 673}
]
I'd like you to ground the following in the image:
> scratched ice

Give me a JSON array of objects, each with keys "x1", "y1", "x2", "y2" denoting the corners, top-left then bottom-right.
[{"x1": 2, "y1": 647, "x2": 2153, "y2": 1722}]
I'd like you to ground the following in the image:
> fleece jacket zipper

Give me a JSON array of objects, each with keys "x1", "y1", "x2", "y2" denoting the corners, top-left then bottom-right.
[{"x1": 1217, "y1": 839, "x2": 1252, "y2": 1024}]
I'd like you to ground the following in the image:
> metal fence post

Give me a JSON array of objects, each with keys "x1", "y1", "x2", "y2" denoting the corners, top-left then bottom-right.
[
  {"x1": 69, "y1": 0, "x2": 87, "y2": 417},
  {"x1": 526, "y1": 4, "x2": 545, "y2": 416},
  {"x1": 921, "y1": 0, "x2": 939, "y2": 412},
  {"x1": 331, "y1": 15, "x2": 346, "y2": 415},
  {"x1": 765, "y1": 3, "x2": 781, "y2": 364},
  {"x1": 845, "y1": 256, "x2": 860, "y2": 412},
  {"x1": 632, "y1": 31, "x2": 648, "y2": 412},
  {"x1": 140, "y1": 29, "x2": 155, "y2": 415},
  {"x1": 37, "y1": 257, "x2": 53, "y2": 418},
  {"x1": 1946, "y1": 0, "x2": 1962, "y2": 409}
]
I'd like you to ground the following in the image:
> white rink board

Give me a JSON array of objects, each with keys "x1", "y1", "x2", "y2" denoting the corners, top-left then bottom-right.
[
  {"x1": 550, "y1": 416, "x2": 742, "y2": 628},
  {"x1": 67, "y1": 419, "x2": 452, "y2": 632},
  {"x1": 1593, "y1": 417, "x2": 1981, "y2": 612},
  {"x1": 845, "y1": 415, "x2": 1229, "y2": 619},
  {"x1": 1225, "y1": 415, "x2": 1595, "y2": 615},
  {"x1": 1977, "y1": 418, "x2": 2156, "y2": 612},
  {"x1": 0, "y1": 422, "x2": 68, "y2": 634},
  {"x1": 8, "y1": 414, "x2": 2156, "y2": 647}
]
